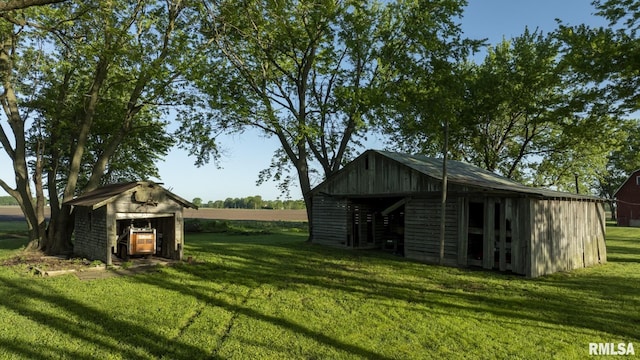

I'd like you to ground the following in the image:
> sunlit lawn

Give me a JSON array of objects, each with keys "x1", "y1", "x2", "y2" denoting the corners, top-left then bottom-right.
[{"x1": 0, "y1": 220, "x2": 638, "y2": 359}]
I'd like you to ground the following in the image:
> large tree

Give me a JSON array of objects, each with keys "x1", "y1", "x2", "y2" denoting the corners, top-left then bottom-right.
[
  {"x1": 386, "y1": 28, "x2": 624, "y2": 193},
  {"x1": 0, "y1": 0, "x2": 200, "y2": 253},
  {"x1": 178, "y1": 0, "x2": 474, "y2": 233},
  {"x1": 556, "y1": 0, "x2": 640, "y2": 198},
  {"x1": 558, "y1": 0, "x2": 640, "y2": 113}
]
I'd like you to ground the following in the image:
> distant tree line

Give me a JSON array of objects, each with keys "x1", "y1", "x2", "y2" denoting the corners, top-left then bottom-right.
[
  {"x1": 191, "y1": 196, "x2": 305, "y2": 210},
  {"x1": 0, "y1": 196, "x2": 20, "y2": 206}
]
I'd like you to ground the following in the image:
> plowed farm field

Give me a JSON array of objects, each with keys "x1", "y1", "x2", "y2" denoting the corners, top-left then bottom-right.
[{"x1": 0, "y1": 206, "x2": 307, "y2": 222}]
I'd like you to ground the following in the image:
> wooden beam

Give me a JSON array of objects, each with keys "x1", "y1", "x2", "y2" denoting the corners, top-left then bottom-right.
[
  {"x1": 381, "y1": 197, "x2": 410, "y2": 216},
  {"x1": 499, "y1": 199, "x2": 507, "y2": 271},
  {"x1": 457, "y1": 197, "x2": 468, "y2": 266}
]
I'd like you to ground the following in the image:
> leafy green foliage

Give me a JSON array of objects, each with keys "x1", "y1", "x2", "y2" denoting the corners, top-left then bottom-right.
[
  {"x1": 0, "y1": 197, "x2": 19, "y2": 206},
  {"x1": 19, "y1": 0, "x2": 196, "y2": 190},
  {"x1": 558, "y1": 0, "x2": 640, "y2": 112},
  {"x1": 554, "y1": 0, "x2": 640, "y2": 195},
  {"x1": 386, "y1": 27, "x2": 626, "y2": 193},
  {"x1": 0, "y1": 0, "x2": 206, "y2": 253},
  {"x1": 178, "y1": 0, "x2": 474, "y2": 207}
]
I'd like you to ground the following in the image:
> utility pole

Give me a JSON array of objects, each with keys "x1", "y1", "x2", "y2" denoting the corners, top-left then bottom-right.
[{"x1": 439, "y1": 119, "x2": 448, "y2": 265}]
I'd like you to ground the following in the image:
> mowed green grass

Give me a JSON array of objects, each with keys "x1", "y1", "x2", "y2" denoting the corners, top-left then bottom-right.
[{"x1": 0, "y1": 221, "x2": 638, "y2": 359}]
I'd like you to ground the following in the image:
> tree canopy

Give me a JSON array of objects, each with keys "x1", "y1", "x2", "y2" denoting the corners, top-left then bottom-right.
[
  {"x1": 176, "y1": 0, "x2": 477, "y2": 233},
  {"x1": 556, "y1": 0, "x2": 640, "y2": 196},
  {"x1": 0, "y1": 0, "x2": 203, "y2": 252}
]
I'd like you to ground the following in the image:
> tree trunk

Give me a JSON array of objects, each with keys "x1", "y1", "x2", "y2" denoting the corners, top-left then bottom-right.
[
  {"x1": 47, "y1": 205, "x2": 74, "y2": 255},
  {"x1": 609, "y1": 200, "x2": 617, "y2": 221},
  {"x1": 295, "y1": 155, "x2": 314, "y2": 242},
  {"x1": 0, "y1": 34, "x2": 47, "y2": 251}
]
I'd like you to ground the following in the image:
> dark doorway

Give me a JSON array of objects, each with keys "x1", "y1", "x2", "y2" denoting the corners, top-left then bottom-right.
[
  {"x1": 467, "y1": 201, "x2": 484, "y2": 266},
  {"x1": 383, "y1": 206, "x2": 405, "y2": 255},
  {"x1": 347, "y1": 198, "x2": 405, "y2": 251}
]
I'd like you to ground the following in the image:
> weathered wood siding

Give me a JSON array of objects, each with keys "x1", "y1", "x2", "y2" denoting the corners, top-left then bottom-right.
[
  {"x1": 404, "y1": 198, "x2": 458, "y2": 265},
  {"x1": 512, "y1": 197, "x2": 530, "y2": 275},
  {"x1": 528, "y1": 199, "x2": 606, "y2": 277},
  {"x1": 110, "y1": 187, "x2": 184, "y2": 214},
  {"x1": 73, "y1": 206, "x2": 109, "y2": 263},
  {"x1": 312, "y1": 195, "x2": 348, "y2": 247},
  {"x1": 319, "y1": 152, "x2": 440, "y2": 196}
]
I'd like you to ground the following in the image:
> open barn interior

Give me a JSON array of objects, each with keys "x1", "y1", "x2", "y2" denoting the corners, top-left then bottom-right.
[
  {"x1": 345, "y1": 197, "x2": 406, "y2": 255},
  {"x1": 114, "y1": 213, "x2": 177, "y2": 260}
]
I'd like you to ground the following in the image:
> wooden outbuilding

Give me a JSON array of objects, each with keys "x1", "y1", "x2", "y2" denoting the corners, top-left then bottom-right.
[
  {"x1": 65, "y1": 181, "x2": 197, "y2": 265},
  {"x1": 310, "y1": 150, "x2": 607, "y2": 277},
  {"x1": 614, "y1": 169, "x2": 640, "y2": 227}
]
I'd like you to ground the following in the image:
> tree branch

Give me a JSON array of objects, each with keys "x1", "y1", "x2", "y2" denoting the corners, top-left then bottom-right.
[{"x1": 0, "y1": 0, "x2": 66, "y2": 12}]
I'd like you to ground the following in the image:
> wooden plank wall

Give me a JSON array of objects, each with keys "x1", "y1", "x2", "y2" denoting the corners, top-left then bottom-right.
[
  {"x1": 528, "y1": 199, "x2": 607, "y2": 277},
  {"x1": 512, "y1": 198, "x2": 529, "y2": 275},
  {"x1": 457, "y1": 197, "x2": 468, "y2": 266},
  {"x1": 459, "y1": 197, "x2": 528, "y2": 275},
  {"x1": 173, "y1": 210, "x2": 184, "y2": 260},
  {"x1": 312, "y1": 195, "x2": 348, "y2": 247},
  {"x1": 404, "y1": 198, "x2": 458, "y2": 265},
  {"x1": 319, "y1": 152, "x2": 439, "y2": 196}
]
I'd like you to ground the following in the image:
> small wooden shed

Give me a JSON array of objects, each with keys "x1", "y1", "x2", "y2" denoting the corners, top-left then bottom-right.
[
  {"x1": 65, "y1": 181, "x2": 197, "y2": 265},
  {"x1": 614, "y1": 169, "x2": 640, "y2": 227},
  {"x1": 310, "y1": 150, "x2": 607, "y2": 277}
]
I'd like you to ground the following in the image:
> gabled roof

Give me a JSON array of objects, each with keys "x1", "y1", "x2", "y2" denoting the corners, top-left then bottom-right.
[
  {"x1": 313, "y1": 150, "x2": 603, "y2": 201},
  {"x1": 613, "y1": 168, "x2": 640, "y2": 198},
  {"x1": 64, "y1": 181, "x2": 197, "y2": 209}
]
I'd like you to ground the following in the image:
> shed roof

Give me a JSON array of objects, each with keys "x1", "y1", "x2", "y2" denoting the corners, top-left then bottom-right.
[
  {"x1": 64, "y1": 181, "x2": 197, "y2": 209},
  {"x1": 313, "y1": 150, "x2": 603, "y2": 201}
]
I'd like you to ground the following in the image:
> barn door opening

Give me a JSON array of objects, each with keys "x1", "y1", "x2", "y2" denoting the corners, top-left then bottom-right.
[
  {"x1": 382, "y1": 206, "x2": 405, "y2": 255},
  {"x1": 492, "y1": 199, "x2": 513, "y2": 271},
  {"x1": 351, "y1": 206, "x2": 360, "y2": 248},
  {"x1": 467, "y1": 201, "x2": 484, "y2": 267},
  {"x1": 114, "y1": 213, "x2": 175, "y2": 260},
  {"x1": 347, "y1": 198, "x2": 405, "y2": 250},
  {"x1": 348, "y1": 206, "x2": 376, "y2": 249}
]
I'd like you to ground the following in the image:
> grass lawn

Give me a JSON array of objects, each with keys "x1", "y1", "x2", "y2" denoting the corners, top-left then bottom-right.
[{"x1": 0, "y1": 220, "x2": 638, "y2": 359}]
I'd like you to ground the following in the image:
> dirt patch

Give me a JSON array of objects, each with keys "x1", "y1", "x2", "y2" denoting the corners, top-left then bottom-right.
[
  {"x1": 1, "y1": 251, "x2": 176, "y2": 280},
  {"x1": 2, "y1": 251, "x2": 100, "y2": 272}
]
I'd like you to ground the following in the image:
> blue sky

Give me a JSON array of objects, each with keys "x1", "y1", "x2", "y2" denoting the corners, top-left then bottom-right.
[{"x1": 0, "y1": 0, "x2": 609, "y2": 203}]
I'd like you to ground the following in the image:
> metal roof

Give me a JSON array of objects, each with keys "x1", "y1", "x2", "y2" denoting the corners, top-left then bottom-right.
[
  {"x1": 64, "y1": 181, "x2": 197, "y2": 209},
  {"x1": 376, "y1": 150, "x2": 602, "y2": 200}
]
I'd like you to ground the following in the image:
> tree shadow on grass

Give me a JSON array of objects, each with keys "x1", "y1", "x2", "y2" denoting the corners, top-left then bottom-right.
[
  {"x1": 0, "y1": 236, "x2": 28, "y2": 251},
  {"x1": 0, "y1": 276, "x2": 216, "y2": 360},
  {"x1": 177, "y1": 235, "x2": 640, "y2": 343},
  {"x1": 134, "y1": 273, "x2": 396, "y2": 360},
  {"x1": 606, "y1": 244, "x2": 640, "y2": 258}
]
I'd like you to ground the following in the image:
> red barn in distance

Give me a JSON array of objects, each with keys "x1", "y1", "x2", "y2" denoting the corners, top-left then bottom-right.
[{"x1": 614, "y1": 169, "x2": 640, "y2": 227}]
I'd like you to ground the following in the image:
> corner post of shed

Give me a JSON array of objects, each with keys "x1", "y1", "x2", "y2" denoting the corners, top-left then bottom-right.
[{"x1": 105, "y1": 202, "x2": 116, "y2": 266}]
